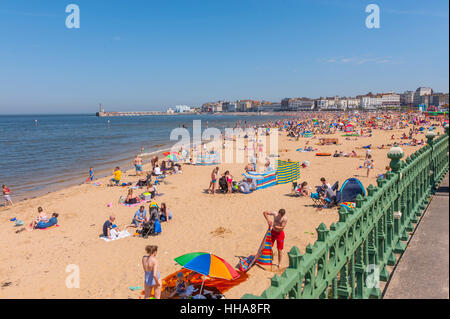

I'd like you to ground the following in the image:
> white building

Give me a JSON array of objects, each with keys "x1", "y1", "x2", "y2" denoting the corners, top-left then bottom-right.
[
  {"x1": 175, "y1": 105, "x2": 191, "y2": 113},
  {"x1": 289, "y1": 98, "x2": 315, "y2": 111},
  {"x1": 346, "y1": 98, "x2": 360, "y2": 109},
  {"x1": 381, "y1": 93, "x2": 400, "y2": 109},
  {"x1": 166, "y1": 107, "x2": 175, "y2": 114},
  {"x1": 360, "y1": 95, "x2": 382, "y2": 109},
  {"x1": 222, "y1": 102, "x2": 237, "y2": 112}
]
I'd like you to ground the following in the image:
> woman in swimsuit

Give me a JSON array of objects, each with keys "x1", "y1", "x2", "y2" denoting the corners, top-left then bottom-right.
[
  {"x1": 125, "y1": 188, "x2": 139, "y2": 204},
  {"x1": 142, "y1": 245, "x2": 161, "y2": 299},
  {"x1": 28, "y1": 207, "x2": 49, "y2": 231},
  {"x1": 208, "y1": 167, "x2": 219, "y2": 195}
]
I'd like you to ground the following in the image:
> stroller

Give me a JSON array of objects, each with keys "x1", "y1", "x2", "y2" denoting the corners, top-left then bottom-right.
[
  {"x1": 137, "y1": 206, "x2": 161, "y2": 238},
  {"x1": 218, "y1": 176, "x2": 228, "y2": 193}
]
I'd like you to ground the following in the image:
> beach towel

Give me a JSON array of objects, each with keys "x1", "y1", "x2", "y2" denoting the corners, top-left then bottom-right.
[
  {"x1": 256, "y1": 228, "x2": 273, "y2": 267},
  {"x1": 119, "y1": 196, "x2": 150, "y2": 207},
  {"x1": 341, "y1": 202, "x2": 356, "y2": 210},
  {"x1": 101, "y1": 230, "x2": 131, "y2": 242},
  {"x1": 36, "y1": 224, "x2": 60, "y2": 230}
]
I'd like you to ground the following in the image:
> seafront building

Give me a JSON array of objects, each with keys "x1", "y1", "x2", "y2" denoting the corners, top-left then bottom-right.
[
  {"x1": 175, "y1": 105, "x2": 192, "y2": 113},
  {"x1": 96, "y1": 85, "x2": 448, "y2": 117}
]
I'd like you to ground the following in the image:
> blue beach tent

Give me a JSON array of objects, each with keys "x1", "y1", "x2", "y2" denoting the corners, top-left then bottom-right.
[{"x1": 336, "y1": 178, "x2": 366, "y2": 203}]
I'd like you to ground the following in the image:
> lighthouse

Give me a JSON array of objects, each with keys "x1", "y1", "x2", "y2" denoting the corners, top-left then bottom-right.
[{"x1": 96, "y1": 103, "x2": 105, "y2": 116}]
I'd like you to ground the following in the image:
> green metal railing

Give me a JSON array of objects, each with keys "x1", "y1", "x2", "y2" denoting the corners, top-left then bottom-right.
[{"x1": 242, "y1": 126, "x2": 449, "y2": 299}]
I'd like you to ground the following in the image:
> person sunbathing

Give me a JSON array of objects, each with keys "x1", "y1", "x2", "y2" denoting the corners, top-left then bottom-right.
[
  {"x1": 125, "y1": 189, "x2": 140, "y2": 204},
  {"x1": 294, "y1": 182, "x2": 309, "y2": 196},
  {"x1": 35, "y1": 213, "x2": 59, "y2": 230},
  {"x1": 146, "y1": 183, "x2": 157, "y2": 199},
  {"x1": 28, "y1": 207, "x2": 49, "y2": 231},
  {"x1": 136, "y1": 172, "x2": 152, "y2": 187}
]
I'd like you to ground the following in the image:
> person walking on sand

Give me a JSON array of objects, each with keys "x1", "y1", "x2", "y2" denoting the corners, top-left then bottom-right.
[
  {"x1": 209, "y1": 167, "x2": 219, "y2": 194},
  {"x1": 365, "y1": 155, "x2": 374, "y2": 178},
  {"x1": 263, "y1": 209, "x2": 287, "y2": 268},
  {"x1": 2, "y1": 184, "x2": 13, "y2": 206},
  {"x1": 142, "y1": 245, "x2": 162, "y2": 299},
  {"x1": 134, "y1": 155, "x2": 143, "y2": 176}
]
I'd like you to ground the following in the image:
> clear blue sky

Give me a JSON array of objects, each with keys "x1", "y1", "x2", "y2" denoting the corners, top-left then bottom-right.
[{"x1": 0, "y1": 0, "x2": 448, "y2": 114}]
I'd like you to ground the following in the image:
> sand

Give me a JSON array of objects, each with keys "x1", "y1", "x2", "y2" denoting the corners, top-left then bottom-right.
[{"x1": 0, "y1": 123, "x2": 444, "y2": 299}]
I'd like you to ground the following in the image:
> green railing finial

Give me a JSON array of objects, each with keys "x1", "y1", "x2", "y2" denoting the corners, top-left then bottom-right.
[
  {"x1": 387, "y1": 146, "x2": 404, "y2": 172},
  {"x1": 426, "y1": 131, "x2": 436, "y2": 146},
  {"x1": 316, "y1": 223, "x2": 329, "y2": 242}
]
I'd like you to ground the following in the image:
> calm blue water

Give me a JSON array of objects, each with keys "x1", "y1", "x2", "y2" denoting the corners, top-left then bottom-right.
[{"x1": 0, "y1": 114, "x2": 286, "y2": 201}]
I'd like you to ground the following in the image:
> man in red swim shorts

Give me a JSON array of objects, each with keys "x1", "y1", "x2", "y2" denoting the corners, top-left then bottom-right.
[{"x1": 263, "y1": 209, "x2": 288, "y2": 268}]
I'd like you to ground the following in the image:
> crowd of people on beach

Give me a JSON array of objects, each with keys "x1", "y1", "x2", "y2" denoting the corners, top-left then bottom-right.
[{"x1": 3, "y1": 110, "x2": 448, "y2": 299}]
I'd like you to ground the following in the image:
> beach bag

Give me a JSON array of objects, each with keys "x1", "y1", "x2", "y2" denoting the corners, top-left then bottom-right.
[{"x1": 154, "y1": 219, "x2": 162, "y2": 234}]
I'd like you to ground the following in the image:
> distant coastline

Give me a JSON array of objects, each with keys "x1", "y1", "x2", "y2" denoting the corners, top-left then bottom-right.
[{"x1": 96, "y1": 111, "x2": 290, "y2": 117}]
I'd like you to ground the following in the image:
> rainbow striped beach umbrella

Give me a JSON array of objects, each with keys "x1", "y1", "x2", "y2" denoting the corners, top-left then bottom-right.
[
  {"x1": 175, "y1": 252, "x2": 240, "y2": 295},
  {"x1": 163, "y1": 152, "x2": 181, "y2": 162},
  {"x1": 175, "y1": 252, "x2": 239, "y2": 280}
]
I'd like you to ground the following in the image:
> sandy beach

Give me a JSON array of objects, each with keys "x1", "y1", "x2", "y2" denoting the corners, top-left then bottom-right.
[{"x1": 0, "y1": 115, "x2": 445, "y2": 299}]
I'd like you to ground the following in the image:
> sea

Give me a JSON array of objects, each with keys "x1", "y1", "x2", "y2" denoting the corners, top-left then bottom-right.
[{"x1": 0, "y1": 113, "x2": 288, "y2": 202}]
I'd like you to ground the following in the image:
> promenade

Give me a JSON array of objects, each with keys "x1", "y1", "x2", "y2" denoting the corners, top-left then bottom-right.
[{"x1": 384, "y1": 174, "x2": 449, "y2": 299}]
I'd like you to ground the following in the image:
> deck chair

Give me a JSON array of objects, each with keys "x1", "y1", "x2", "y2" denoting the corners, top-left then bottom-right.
[
  {"x1": 310, "y1": 192, "x2": 325, "y2": 207},
  {"x1": 291, "y1": 182, "x2": 300, "y2": 196}
]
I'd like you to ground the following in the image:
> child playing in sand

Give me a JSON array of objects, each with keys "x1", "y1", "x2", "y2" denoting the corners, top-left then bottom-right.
[
  {"x1": 87, "y1": 167, "x2": 94, "y2": 182},
  {"x1": 2, "y1": 184, "x2": 13, "y2": 206},
  {"x1": 109, "y1": 167, "x2": 122, "y2": 186},
  {"x1": 168, "y1": 272, "x2": 195, "y2": 298}
]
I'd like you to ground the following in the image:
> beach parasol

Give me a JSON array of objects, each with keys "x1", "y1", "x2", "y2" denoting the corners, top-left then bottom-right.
[
  {"x1": 174, "y1": 252, "x2": 239, "y2": 295},
  {"x1": 163, "y1": 152, "x2": 181, "y2": 162}
]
